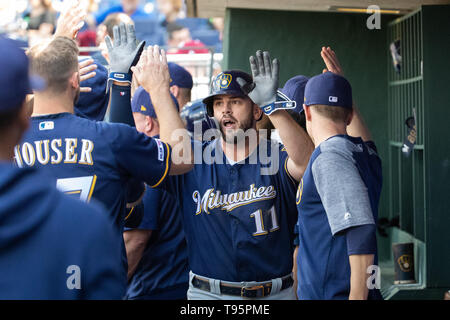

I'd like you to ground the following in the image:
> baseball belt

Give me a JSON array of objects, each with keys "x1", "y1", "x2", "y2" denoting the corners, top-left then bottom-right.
[{"x1": 191, "y1": 274, "x2": 293, "y2": 298}]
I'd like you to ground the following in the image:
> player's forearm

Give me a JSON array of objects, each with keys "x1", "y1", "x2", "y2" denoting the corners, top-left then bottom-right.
[
  {"x1": 126, "y1": 250, "x2": 142, "y2": 280},
  {"x1": 347, "y1": 104, "x2": 372, "y2": 142},
  {"x1": 151, "y1": 89, "x2": 185, "y2": 141},
  {"x1": 348, "y1": 254, "x2": 374, "y2": 300},
  {"x1": 151, "y1": 89, "x2": 193, "y2": 172},
  {"x1": 124, "y1": 231, "x2": 150, "y2": 280},
  {"x1": 268, "y1": 110, "x2": 313, "y2": 180},
  {"x1": 108, "y1": 82, "x2": 135, "y2": 126}
]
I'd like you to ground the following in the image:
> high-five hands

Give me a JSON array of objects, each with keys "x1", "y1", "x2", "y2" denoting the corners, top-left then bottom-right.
[
  {"x1": 320, "y1": 46, "x2": 372, "y2": 141},
  {"x1": 237, "y1": 50, "x2": 278, "y2": 108},
  {"x1": 131, "y1": 46, "x2": 171, "y2": 95},
  {"x1": 105, "y1": 23, "x2": 145, "y2": 87},
  {"x1": 54, "y1": 0, "x2": 86, "y2": 40},
  {"x1": 238, "y1": 50, "x2": 295, "y2": 115},
  {"x1": 79, "y1": 58, "x2": 97, "y2": 93},
  {"x1": 321, "y1": 47, "x2": 344, "y2": 76}
]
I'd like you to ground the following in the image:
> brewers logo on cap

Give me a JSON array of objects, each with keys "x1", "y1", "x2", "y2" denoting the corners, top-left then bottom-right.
[{"x1": 213, "y1": 73, "x2": 232, "y2": 91}]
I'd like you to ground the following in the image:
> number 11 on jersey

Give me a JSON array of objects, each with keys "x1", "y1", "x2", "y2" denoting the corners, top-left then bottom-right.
[{"x1": 250, "y1": 205, "x2": 279, "y2": 236}]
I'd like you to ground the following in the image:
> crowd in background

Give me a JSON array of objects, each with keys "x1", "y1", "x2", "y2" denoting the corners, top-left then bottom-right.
[{"x1": 0, "y1": 0, "x2": 224, "y2": 55}]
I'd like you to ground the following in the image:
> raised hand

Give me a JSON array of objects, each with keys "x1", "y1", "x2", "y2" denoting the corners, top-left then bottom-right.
[
  {"x1": 237, "y1": 50, "x2": 279, "y2": 108},
  {"x1": 237, "y1": 50, "x2": 295, "y2": 115},
  {"x1": 320, "y1": 47, "x2": 372, "y2": 141},
  {"x1": 105, "y1": 23, "x2": 145, "y2": 85},
  {"x1": 131, "y1": 46, "x2": 171, "y2": 94},
  {"x1": 54, "y1": 0, "x2": 86, "y2": 39},
  {"x1": 131, "y1": 45, "x2": 193, "y2": 173},
  {"x1": 79, "y1": 58, "x2": 97, "y2": 93},
  {"x1": 321, "y1": 47, "x2": 344, "y2": 76}
]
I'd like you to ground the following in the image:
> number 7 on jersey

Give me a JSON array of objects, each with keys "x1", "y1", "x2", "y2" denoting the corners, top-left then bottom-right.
[{"x1": 56, "y1": 175, "x2": 97, "y2": 203}]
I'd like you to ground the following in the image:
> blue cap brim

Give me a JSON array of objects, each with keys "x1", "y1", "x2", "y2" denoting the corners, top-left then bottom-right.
[{"x1": 203, "y1": 90, "x2": 247, "y2": 106}]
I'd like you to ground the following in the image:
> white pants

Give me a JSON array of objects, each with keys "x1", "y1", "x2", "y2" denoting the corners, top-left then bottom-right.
[{"x1": 187, "y1": 271, "x2": 297, "y2": 300}]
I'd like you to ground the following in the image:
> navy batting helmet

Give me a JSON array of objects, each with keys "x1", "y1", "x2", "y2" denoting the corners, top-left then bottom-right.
[
  {"x1": 203, "y1": 70, "x2": 253, "y2": 117},
  {"x1": 181, "y1": 98, "x2": 217, "y2": 140}
]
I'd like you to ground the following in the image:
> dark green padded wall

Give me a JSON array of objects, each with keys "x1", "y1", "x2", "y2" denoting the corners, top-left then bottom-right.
[{"x1": 223, "y1": 9, "x2": 396, "y2": 255}]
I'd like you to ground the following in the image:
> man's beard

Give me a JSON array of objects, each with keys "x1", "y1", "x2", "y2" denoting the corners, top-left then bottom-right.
[{"x1": 219, "y1": 114, "x2": 255, "y2": 145}]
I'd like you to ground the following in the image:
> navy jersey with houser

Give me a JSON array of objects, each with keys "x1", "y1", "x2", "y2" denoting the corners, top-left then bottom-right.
[
  {"x1": 0, "y1": 163, "x2": 126, "y2": 299},
  {"x1": 15, "y1": 112, "x2": 171, "y2": 231},
  {"x1": 296, "y1": 135, "x2": 382, "y2": 299},
  {"x1": 125, "y1": 187, "x2": 189, "y2": 300},
  {"x1": 162, "y1": 138, "x2": 298, "y2": 282}
]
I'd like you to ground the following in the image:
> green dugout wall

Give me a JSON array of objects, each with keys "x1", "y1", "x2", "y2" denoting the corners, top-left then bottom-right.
[{"x1": 221, "y1": 6, "x2": 450, "y2": 299}]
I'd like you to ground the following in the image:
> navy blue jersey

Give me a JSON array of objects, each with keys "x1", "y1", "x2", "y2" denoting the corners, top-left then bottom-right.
[
  {"x1": 15, "y1": 112, "x2": 171, "y2": 232},
  {"x1": 296, "y1": 135, "x2": 382, "y2": 300},
  {"x1": 125, "y1": 187, "x2": 189, "y2": 300},
  {"x1": 162, "y1": 138, "x2": 298, "y2": 282},
  {"x1": 0, "y1": 162, "x2": 126, "y2": 299}
]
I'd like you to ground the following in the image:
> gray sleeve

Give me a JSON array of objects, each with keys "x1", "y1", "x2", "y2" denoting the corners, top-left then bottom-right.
[{"x1": 311, "y1": 151, "x2": 374, "y2": 235}]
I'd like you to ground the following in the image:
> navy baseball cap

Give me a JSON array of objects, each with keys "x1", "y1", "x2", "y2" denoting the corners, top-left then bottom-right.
[
  {"x1": 304, "y1": 71, "x2": 352, "y2": 109},
  {"x1": 203, "y1": 70, "x2": 253, "y2": 116},
  {"x1": 280, "y1": 75, "x2": 309, "y2": 113},
  {"x1": 0, "y1": 37, "x2": 45, "y2": 111},
  {"x1": 168, "y1": 62, "x2": 193, "y2": 89},
  {"x1": 131, "y1": 86, "x2": 180, "y2": 118}
]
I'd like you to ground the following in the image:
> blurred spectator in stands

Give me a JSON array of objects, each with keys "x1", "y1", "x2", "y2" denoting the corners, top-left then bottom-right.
[
  {"x1": 210, "y1": 17, "x2": 224, "y2": 41},
  {"x1": 93, "y1": 0, "x2": 154, "y2": 25},
  {"x1": 92, "y1": 12, "x2": 134, "y2": 65},
  {"x1": 79, "y1": 0, "x2": 99, "y2": 29},
  {"x1": 156, "y1": 0, "x2": 184, "y2": 27},
  {"x1": 77, "y1": 0, "x2": 101, "y2": 56},
  {"x1": 24, "y1": 0, "x2": 57, "y2": 34},
  {"x1": 23, "y1": 0, "x2": 59, "y2": 47},
  {"x1": 166, "y1": 22, "x2": 208, "y2": 54}
]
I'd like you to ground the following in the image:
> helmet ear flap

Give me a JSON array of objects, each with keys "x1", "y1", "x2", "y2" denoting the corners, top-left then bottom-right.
[{"x1": 206, "y1": 103, "x2": 214, "y2": 117}]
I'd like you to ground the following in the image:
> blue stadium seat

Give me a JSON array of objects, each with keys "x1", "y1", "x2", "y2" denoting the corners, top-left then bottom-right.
[
  {"x1": 175, "y1": 18, "x2": 211, "y2": 32},
  {"x1": 191, "y1": 29, "x2": 221, "y2": 47},
  {"x1": 134, "y1": 18, "x2": 160, "y2": 35},
  {"x1": 133, "y1": 17, "x2": 165, "y2": 46},
  {"x1": 140, "y1": 32, "x2": 165, "y2": 47}
]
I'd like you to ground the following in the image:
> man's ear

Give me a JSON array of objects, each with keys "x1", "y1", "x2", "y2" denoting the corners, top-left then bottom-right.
[
  {"x1": 145, "y1": 116, "x2": 159, "y2": 136},
  {"x1": 253, "y1": 103, "x2": 263, "y2": 121},
  {"x1": 70, "y1": 72, "x2": 80, "y2": 90},
  {"x1": 304, "y1": 104, "x2": 312, "y2": 121},
  {"x1": 347, "y1": 109, "x2": 354, "y2": 126},
  {"x1": 144, "y1": 115, "x2": 152, "y2": 132},
  {"x1": 169, "y1": 85, "x2": 180, "y2": 98}
]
